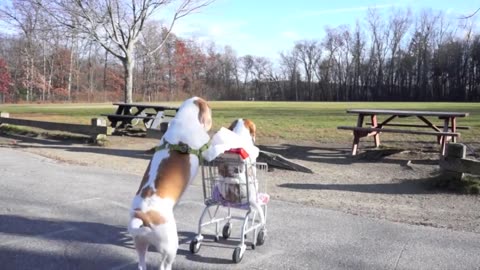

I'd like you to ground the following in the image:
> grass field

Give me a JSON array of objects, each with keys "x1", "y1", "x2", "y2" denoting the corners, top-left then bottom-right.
[{"x1": 1, "y1": 101, "x2": 479, "y2": 143}]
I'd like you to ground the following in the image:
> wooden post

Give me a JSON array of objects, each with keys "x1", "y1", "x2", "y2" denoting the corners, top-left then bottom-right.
[
  {"x1": 91, "y1": 117, "x2": 107, "y2": 127},
  {"x1": 441, "y1": 143, "x2": 466, "y2": 181},
  {"x1": 91, "y1": 117, "x2": 112, "y2": 136},
  {"x1": 446, "y1": 143, "x2": 466, "y2": 159}
]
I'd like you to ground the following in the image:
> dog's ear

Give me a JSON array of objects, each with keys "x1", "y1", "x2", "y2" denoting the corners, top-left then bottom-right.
[
  {"x1": 243, "y1": 119, "x2": 256, "y2": 143},
  {"x1": 194, "y1": 98, "x2": 212, "y2": 131},
  {"x1": 228, "y1": 119, "x2": 239, "y2": 131}
]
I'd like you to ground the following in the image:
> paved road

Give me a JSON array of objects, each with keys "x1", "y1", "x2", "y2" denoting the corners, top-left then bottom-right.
[{"x1": 1, "y1": 147, "x2": 480, "y2": 270}]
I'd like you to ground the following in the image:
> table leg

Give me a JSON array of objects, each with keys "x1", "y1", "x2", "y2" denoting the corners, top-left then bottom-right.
[
  {"x1": 440, "y1": 139, "x2": 447, "y2": 156},
  {"x1": 118, "y1": 106, "x2": 135, "y2": 128},
  {"x1": 352, "y1": 131, "x2": 360, "y2": 155},
  {"x1": 371, "y1": 115, "x2": 380, "y2": 147},
  {"x1": 115, "y1": 105, "x2": 125, "y2": 115},
  {"x1": 111, "y1": 105, "x2": 127, "y2": 128},
  {"x1": 440, "y1": 117, "x2": 450, "y2": 155},
  {"x1": 148, "y1": 111, "x2": 165, "y2": 129},
  {"x1": 451, "y1": 117, "x2": 457, "y2": 143},
  {"x1": 351, "y1": 115, "x2": 365, "y2": 155}
]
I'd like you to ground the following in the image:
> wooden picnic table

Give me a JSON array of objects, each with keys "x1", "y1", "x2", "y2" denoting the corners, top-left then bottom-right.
[
  {"x1": 101, "y1": 102, "x2": 179, "y2": 129},
  {"x1": 337, "y1": 109, "x2": 470, "y2": 156}
]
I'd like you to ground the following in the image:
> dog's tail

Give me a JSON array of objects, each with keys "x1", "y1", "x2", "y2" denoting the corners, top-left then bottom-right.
[{"x1": 128, "y1": 211, "x2": 152, "y2": 237}]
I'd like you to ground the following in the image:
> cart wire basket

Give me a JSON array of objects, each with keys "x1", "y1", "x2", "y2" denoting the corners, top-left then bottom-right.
[{"x1": 189, "y1": 148, "x2": 269, "y2": 263}]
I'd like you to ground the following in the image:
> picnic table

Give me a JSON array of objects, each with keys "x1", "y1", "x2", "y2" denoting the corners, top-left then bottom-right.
[
  {"x1": 101, "y1": 102, "x2": 179, "y2": 130},
  {"x1": 337, "y1": 109, "x2": 469, "y2": 156}
]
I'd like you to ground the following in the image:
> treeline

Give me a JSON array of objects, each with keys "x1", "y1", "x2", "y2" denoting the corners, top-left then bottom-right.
[{"x1": 0, "y1": 5, "x2": 479, "y2": 103}]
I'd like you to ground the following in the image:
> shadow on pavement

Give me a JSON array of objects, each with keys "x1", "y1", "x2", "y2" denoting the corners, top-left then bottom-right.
[
  {"x1": 0, "y1": 214, "x2": 136, "y2": 270},
  {"x1": 0, "y1": 132, "x2": 152, "y2": 160},
  {"x1": 0, "y1": 214, "x2": 133, "y2": 247},
  {"x1": 278, "y1": 176, "x2": 444, "y2": 195},
  {"x1": 260, "y1": 142, "x2": 441, "y2": 166}
]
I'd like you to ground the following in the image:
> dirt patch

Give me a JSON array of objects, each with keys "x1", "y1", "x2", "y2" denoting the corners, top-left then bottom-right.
[{"x1": 1, "y1": 133, "x2": 479, "y2": 234}]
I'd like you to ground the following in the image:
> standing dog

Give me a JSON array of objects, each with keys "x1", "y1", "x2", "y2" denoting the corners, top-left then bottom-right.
[{"x1": 128, "y1": 97, "x2": 212, "y2": 270}]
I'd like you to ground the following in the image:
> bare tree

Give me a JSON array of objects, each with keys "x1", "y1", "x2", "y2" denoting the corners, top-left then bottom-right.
[
  {"x1": 217, "y1": 46, "x2": 239, "y2": 99},
  {"x1": 294, "y1": 40, "x2": 321, "y2": 100},
  {"x1": 251, "y1": 56, "x2": 271, "y2": 100},
  {"x1": 349, "y1": 21, "x2": 366, "y2": 100},
  {"x1": 0, "y1": 0, "x2": 44, "y2": 101},
  {"x1": 280, "y1": 49, "x2": 300, "y2": 100},
  {"x1": 319, "y1": 28, "x2": 343, "y2": 100},
  {"x1": 240, "y1": 55, "x2": 254, "y2": 99},
  {"x1": 35, "y1": 0, "x2": 214, "y2": 103},
  {"x1": 387, "y1": 8, "x2": 411, "y2": 95},
  {"x1": 367, "y1": 8, "x2": 390, "y2": 98}
]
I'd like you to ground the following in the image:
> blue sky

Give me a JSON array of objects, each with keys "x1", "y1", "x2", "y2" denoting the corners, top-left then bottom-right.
[{"x1": 172, "y1": 0, "x2": 479, "y2": 60}]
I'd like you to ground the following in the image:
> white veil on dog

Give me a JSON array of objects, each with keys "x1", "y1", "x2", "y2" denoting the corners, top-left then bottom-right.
[{"x1": 203, "y1": 127, "x2": 259, "y2": 162}]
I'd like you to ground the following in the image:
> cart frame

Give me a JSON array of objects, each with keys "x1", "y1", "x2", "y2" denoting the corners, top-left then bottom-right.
[{"x1": 189, "y1": 152, "x2": 268, "y2": 263}]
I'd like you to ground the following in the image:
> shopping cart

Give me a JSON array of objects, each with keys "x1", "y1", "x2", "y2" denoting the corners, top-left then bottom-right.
[{"x1": 189, "y1": 148, "x2": 269, "y2": 263}]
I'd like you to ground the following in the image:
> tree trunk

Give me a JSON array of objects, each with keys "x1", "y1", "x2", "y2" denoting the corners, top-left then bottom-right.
[
  {"x1": 67, "y1": 47, "x2": 74, "y2": 101},
  {"x1": 123, "y1": 54, "x2": 134, "y2": 103},
  {"x1": 42, "y1": 40, "x2": 46, "y2": 101},
  {"x1": 103, "y1": 51, "x2": 108, "y2": 102}
]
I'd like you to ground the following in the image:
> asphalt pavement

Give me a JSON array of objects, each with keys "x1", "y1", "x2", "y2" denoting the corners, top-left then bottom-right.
[{"x1": 1, "y1": 147, "x2": 480, "y2": 270}]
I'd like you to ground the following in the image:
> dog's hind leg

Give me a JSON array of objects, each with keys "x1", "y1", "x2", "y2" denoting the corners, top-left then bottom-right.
[
  {"x1": 156, "y1": 241, "x2": 177, "y2": 270},
  {"x1": 158, "y1": 251, "x2": 175, "y2": 270},
  {"x1": 156, "y1": 237, "x2": 178, "y2": 270},
  {"x1": 152, "y1": 221, "x2": 178, "y2": 270},
  {"x1": 134, "y1": 237, "x2": 149, "y2": 270}
]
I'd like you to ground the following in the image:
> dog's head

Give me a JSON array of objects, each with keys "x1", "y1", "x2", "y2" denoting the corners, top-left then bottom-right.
[
  {"x1": 194, "y1": 97, "x2": 212, "y2": 131},
  {"x1": 176, "y1": 96, "x2": 212, "y2": 132},
  {"x1": 229, "y1": 118, "x2": 256, "y2": 144}
]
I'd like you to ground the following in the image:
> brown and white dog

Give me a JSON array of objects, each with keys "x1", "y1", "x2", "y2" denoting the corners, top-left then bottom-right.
[
  {"x1": 128, "y1": 97, "x2": 212, "y2": 270},
  {"x1": 228, "y1": 118, "x2": 256, "y2": 144},
  {"x1": 216, "y1": 118, "x2": 259, "y2": 203},
  {"x1": 228, "y1": 118, "x2": 267, "y2": 226}
]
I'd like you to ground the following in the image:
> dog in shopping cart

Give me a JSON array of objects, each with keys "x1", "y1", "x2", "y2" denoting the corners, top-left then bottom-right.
[
  {"x1": 217, "y1": 118, "x2": 258, "y2": 203},
  {"x1": 128, "y1": 97, "x2": 212, "y2": 270},
  {"x1": 228, "y1": 118, "x2": 256, "y2": 144}
]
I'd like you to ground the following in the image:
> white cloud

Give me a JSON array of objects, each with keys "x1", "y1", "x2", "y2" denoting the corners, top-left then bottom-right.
[
  {"x1": 172, "y1": 17, "x2": 262, "y2": 55},
  {"x1": 174, "y1": 18, "x2": 248, "y2": 39},
  {"x1": 172, "y1": 15, "x2": 298, "y2": 60},
  {"x1": 281, "y1": 31, "x2": 300, "y2": 40},
  {"x1": 297, "y1": 3, "x2": 399, "y2": 18}
]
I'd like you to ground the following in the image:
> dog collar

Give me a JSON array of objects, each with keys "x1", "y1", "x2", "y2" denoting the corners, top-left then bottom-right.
[{"x1": 155, "y1": 140, "x2": 210, "y2": 157}]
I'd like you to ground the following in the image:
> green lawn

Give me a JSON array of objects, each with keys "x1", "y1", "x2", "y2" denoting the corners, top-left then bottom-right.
[{"x1": 1, "y1": 101, "x2": 479, "y2": 143}]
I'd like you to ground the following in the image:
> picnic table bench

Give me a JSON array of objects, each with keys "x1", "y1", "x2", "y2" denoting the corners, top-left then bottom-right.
[
  {"x1": 337, "y1": 109, "x2": 470, "y2": 156},
  {"x1": 101, "y1": 102, "x2": 178, "y2": 130}
]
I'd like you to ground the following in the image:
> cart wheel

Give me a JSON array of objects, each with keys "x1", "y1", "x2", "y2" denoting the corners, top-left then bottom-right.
[
  {"x1": 256, "y1": 229, "x2": 266, "y2": 246},
  {"x1": 214, "y1": 235, "x2": 220, "y2": 242},
  {"x1": 251, "y1": 243, "x2": 256, "y2": 250},
  {"x1": 222, "y1": 223, "x2": 232, "y2": 239},
  {"x1": 232, "y1": 247, "x2": 243, "y2": 263},
  {"x1": 189, "y1": 239, "x2": 201, "y2": 254}
]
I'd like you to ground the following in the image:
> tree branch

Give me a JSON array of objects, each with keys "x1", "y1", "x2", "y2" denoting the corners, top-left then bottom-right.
[
  {"x1": 460, "y1": 7, "x2": 480, "y2": 19},
  {"x1": 146, "y1": 0, "x2": 214, "y2": 56}
]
